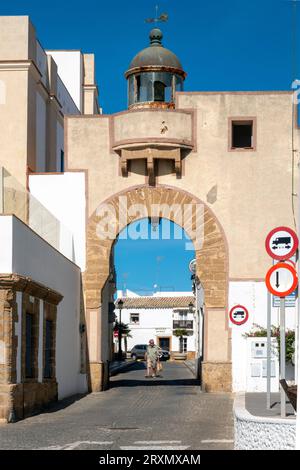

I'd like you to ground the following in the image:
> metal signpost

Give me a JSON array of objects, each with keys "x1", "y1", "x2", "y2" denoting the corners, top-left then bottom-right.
[
  {"x1": 265, "y1": 227, "x2": 298, "y2": 418},
  {"x1": 267, "y1": 291, "x2": 271, "y2": 409}
]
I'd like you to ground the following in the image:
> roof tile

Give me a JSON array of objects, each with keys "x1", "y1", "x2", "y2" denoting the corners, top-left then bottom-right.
[{"x1": 117, "y1": 296, "x2": 195, "y2": 309}]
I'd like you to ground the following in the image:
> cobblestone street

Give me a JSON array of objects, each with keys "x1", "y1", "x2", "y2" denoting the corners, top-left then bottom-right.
[{"x1": 0, "y1": 362, "x2": 234, "y2": 450}]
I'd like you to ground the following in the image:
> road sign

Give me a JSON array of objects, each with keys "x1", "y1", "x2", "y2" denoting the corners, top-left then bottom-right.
[
  {"x1": 265, "y1": 263, "x2": 298, "y2": 297},
  {"x1": 265, "y1": 226, "x2": 298, "y2": 260},
  {"x1": 273, "y1": 291, "x2": 296, "y2": 307},
  {"x1": 229, "y1": 305, "x2": 249, "y2": 326}
]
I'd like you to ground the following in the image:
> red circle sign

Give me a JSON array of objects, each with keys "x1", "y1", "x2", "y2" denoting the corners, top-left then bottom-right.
[
  {"x1": 265, "y1": 226, "x2": 298, "y2": 260},
  {"x1": 229, "y1": 305, "x2": 249, "y2": 326},
  {"x1": 265, "y1": 262, "x2": 298, "y2": 297}
]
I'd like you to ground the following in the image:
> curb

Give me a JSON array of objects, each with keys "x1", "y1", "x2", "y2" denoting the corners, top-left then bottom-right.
[{"x1": 183, "y1": 360, "x2": 196, "y2": 377}]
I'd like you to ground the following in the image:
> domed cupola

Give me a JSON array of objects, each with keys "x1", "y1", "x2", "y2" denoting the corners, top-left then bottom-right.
[{"x1": 125, "y1": 28, "x2": 186, "y2": 109}]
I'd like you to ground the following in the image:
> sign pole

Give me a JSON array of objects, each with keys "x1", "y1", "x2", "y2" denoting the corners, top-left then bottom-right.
[
  {"x1": 267, "y1": 290, "x2": 271, "y2": 409},
  {"x1": 280, "y1": 296, "x2": 286, "y2": 418},
  {"x1": 297, "y1": 275, "x2": 300, "y2": 449}
]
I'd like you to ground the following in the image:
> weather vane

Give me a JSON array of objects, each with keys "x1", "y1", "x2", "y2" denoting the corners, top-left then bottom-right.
[{"x1": 145, "y1": 5, "x2": 168, "y2": 24}]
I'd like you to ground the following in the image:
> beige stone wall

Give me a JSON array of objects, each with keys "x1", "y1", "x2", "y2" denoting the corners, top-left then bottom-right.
[
  {"x1": 65, "y1": 91, "x2": 297, "y2": 393},
  {"x1": 0, "y1": 16, "x2": 33, "y2": 61},
  {"x1": 0, "y1": 16, "x2": 100, "y2": 186},
  {"x1": 112, "y1": 109, "x2": 193, "y2": 148},
  {"x1": 83, "y1": 186, "x2": 229, "y2": 391},
  {"x1": 0, "y1": 69, "x2": 28, "y2": 187},
  {"x1": 172, "y1": 91, "x2": 297, "y2": 279},
  {"x1": 66, "y1": 116, "x2": 138, "y2": 215}
]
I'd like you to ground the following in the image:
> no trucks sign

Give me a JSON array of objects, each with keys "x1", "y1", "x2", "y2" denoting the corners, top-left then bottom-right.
[
  {"x1": 229, "y1": 305, "x2": 249, "y2": 326},
  {"x1": 265, "y1": 226, "x2": 298, "y2": 261}
]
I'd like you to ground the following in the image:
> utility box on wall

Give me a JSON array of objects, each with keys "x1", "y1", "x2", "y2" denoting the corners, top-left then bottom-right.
[{"x1": 246, "y1": 337, "x2": 279, "y2": 392}]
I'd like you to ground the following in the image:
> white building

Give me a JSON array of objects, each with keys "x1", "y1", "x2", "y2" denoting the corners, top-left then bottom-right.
[
  {"x1": 0, "y1": 16, "x2": 100, "y2": 422},
  {"x1": 116, "y1": 291, "x2": 196, "y2": 358}
]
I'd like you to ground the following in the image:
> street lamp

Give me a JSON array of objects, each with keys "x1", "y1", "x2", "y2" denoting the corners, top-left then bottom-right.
[{"x1": 117, "y1": 299, "x2": 124, "y2": 361}]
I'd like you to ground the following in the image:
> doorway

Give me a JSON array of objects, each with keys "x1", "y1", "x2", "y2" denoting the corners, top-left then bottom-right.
[{"x1": 158, "y1": 337, "x2": 171, "y2": 351}]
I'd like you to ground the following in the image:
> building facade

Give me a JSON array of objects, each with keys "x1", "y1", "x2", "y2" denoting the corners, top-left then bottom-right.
[
  {"x1": 0, "y1": 16, "x2": 299, "y2": 420},
  {"x1": 0, "y1": 16, "x2": 100, "y2": 422},
  {"x1": 0, "y1": 16, "x2": 100, "y2": 187},
  {"x1": 116, "y1": 291, "x2": 196, "y2": 359}
]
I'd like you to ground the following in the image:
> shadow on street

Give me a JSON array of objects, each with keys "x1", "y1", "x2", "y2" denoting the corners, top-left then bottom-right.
[{"x1": 109, "y1": 362, "x2": 200, "y2": 388}]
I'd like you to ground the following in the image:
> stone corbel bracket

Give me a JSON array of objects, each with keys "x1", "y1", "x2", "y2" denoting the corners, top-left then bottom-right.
[
  {"x1": 120, "y1": 146, "x2": 182, "y2": 184},
  {"x1": 0, "y1": 273, "x2": 63, "y2": 305}
]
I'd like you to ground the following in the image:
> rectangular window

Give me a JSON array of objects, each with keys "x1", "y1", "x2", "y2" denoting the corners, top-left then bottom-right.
[
  {"x1": 179, "y1": 337, "x2": 187, "y2": 353},
  {"x1": 231, "y1": 120, "x2": 254, "y2": 149},
  {"x1": 44, "y1": 320, "x2": 53, "y2": 379},
  {"x1": 25, "y1": 313, "x2": 34, "y2": 378},
  {"x1": 130, "y1": 313, "x2": 139, "y2": 324},
  {"x1": 179, "y1": 311, "x2": 187, "y2": 320},
  {"x1": 60, "y1": 150, "x2": 64, "y2": 173}
]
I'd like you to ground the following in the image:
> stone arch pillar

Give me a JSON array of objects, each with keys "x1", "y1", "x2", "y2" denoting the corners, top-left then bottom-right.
[{"x1": 84, "y1": 185, "x2": 231, "y2": 392}]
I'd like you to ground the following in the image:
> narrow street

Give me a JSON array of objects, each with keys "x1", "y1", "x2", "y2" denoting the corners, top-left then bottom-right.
[{"x1": 0, "y1": 362, "x2": 234, "y2": 450}]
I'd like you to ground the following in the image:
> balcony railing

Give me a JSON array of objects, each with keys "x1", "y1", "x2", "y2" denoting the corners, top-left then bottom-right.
[{"x1": 173, "y1": 320, "x2": 193, "y2": 329}]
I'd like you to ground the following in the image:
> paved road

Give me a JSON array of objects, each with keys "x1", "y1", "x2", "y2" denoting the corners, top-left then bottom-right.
[{"x1": 0, "y1": 362, "x2": 234, "y2": 450}]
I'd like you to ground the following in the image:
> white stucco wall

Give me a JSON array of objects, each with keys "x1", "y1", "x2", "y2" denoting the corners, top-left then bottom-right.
[
  {"x1": 234, "y1": 394, "x2": 296, "y2": 450},
  {"x1": 0, "y1": 215, "x2": 87, "y2": 399},
  {"x1": 121, "y1": 306, "x2": 195, "y2": 352},
  {"x1": 57, "y1": 75, "x2": 79, "y2": 115},
  {"x1": 29, "y1": 172, "x2": 86, "y2": 270},
  {"x1": 0, "y1": 216, "x2": 12, "y2": 272},
  {"x1": 230, "y1": 281, "x2": 297, "y2": 392},
  {"x1": 46, "y1": 50, "x2": 82, "y2": 112}
]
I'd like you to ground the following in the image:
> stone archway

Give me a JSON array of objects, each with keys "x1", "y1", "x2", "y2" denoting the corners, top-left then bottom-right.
[{"x1": 84, "y1": 185, "x2": 231, "y2": 392}]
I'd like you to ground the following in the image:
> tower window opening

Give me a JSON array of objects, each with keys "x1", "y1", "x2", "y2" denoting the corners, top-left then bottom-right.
[
  {"x1": 231, "y1": 120, "x2": 253, "y2": 149},
  {"x1": 136, "y1": 75, "x2": 141, "y2": 102},
  {"x1": 154, "y1": 81, "x2": 166, "y2": 102}
]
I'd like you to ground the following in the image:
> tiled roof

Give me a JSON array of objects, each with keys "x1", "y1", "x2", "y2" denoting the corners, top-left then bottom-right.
[{"x1": 116, "y1": 296, "x2": 195, "y2": 309}]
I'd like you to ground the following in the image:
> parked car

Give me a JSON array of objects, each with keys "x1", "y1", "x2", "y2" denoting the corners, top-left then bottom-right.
[
  {"x1": 159, "y1": 349, "x2": 171, "y2": 361},
  {"x1": 130, "y1": 344, "x2": 170, "y2": 361},
  {"x1": 130, "y1": 344, "x2": 147, "y2": 360}
]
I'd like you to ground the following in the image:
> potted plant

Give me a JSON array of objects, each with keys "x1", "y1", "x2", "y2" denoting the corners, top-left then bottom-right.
[{"x1": 173, "y1": 328, "x2": 188, "y2": 360}]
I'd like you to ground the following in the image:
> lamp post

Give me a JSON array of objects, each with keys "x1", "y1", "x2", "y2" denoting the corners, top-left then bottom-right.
[{"x1": 117, "y1": 299, "x2": 124, "y2": 361}]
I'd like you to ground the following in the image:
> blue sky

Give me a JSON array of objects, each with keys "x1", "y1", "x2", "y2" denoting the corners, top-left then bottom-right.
[
  {"x1": 114, "y1": 220, "x2": 195, "y2": 294},
  {"x1": 1, "y1": 0, "x2": 299, "y2": 292},
  {"x1": 1, "y1": 0, "x2": 299, "y2": 114}
]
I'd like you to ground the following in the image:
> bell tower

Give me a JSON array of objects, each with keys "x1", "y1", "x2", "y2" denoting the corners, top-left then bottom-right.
[{"x1": 125, "y1": 28, "x2": 186, "y2": 109}]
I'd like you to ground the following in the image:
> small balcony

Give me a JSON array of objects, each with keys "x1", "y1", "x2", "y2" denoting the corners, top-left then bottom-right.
[
  {"x1": 173, "y1": 320, "x2": 193, "y2": 330},
  {"x1": 111, "y1": 108, "x2": 195, "y2": 184}
]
